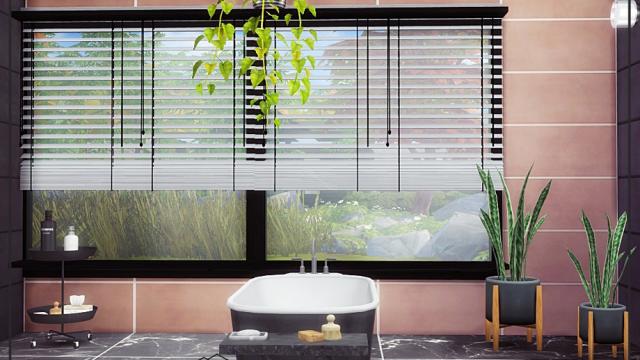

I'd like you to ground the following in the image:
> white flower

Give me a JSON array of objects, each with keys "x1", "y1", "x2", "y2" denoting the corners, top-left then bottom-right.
[
  {"x1": 338, "y1": 200, "x2": 344, "y2": 204},
  {"x1": 413, "y1": 216, "x2": 421, "y2": 221}
]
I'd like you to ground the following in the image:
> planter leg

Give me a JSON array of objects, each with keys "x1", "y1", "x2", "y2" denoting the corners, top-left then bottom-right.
[
  {"x1": 624, "y1": 311, "x2": 629, "y2": 360},
  {"x1": 492, "y1": 285, "x2": 500, "y2": 351},
  {"x1": 577, "y1": 307, "x2": 583, "y2": 358},
  {"x1": 612, "y1": 345, "x2": 618, "y2": 358},
  {"x1": 485, "y1": 319, "x2": 492, "y2": 341},
  {"x1": 526, "y1": 328, "x2": 533, "y2": 343},
  {"x1": 588, "y1": 311, "x2": 594, "y2": 360},
  {"x1": 536, "y1": 285, "x2": 543, "y2": 351}
]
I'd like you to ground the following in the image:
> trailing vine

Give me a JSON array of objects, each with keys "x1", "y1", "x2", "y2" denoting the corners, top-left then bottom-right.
[{"x1": 192, "y1": 0, "x2": 317, "y2": 127}]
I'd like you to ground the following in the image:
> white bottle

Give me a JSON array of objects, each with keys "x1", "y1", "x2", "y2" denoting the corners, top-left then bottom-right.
[{"x1": 64, "y1": 226, "x2": 79, "y2": 251}]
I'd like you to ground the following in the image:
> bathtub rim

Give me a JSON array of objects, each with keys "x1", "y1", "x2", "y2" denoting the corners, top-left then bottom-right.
[{"x1": 226, "y1": 273, "x2": 380, "y2": 315}]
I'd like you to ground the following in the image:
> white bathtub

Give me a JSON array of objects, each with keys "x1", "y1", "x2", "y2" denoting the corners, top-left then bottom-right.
[{"x1": 227, "y1": 273, "x2": 379, "y2": 315}]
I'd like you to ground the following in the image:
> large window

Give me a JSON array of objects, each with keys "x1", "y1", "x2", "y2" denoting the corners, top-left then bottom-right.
[
  {"x1": 32, "y1": 191, "x2": 246, "y2": 260},
  {"x1": 18, "y1": 7, "x2": 506, "y2": 278},
  {"x1": 267, "y1": 191, "x2": 489, "y2": 261}
]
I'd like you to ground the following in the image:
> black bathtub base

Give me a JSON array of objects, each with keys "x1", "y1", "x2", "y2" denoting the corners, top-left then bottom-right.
[{"x1": 230, "y1": 309, "x2": 376, "y2": 360}]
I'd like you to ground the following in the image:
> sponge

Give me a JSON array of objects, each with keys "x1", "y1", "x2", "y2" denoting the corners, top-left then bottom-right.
[{"x1": 297, "y1": 330, "x2": 325, "y2": 343}]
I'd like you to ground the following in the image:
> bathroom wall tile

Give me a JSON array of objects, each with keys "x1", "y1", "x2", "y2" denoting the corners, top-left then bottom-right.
[
  {"x1": 0, "y1": 233, "x2": 9, "y2": 288},
  {"x1": 629, "y1": 178, "x2": 640, "y2": 233},
  {"x1": 630, "y1": 65, "x2": 640, "y2": 121},
  {"x1": 10, "y1": 179, "x2": 22, "y2": 232},
  {"x1": 0, "y1": 179, "x2": 10, "y2": 233},
  {"x1": 618, "y1": 68, "x2": 629, "y2": 123},
  {"x1": 10, "y1": 125, "x2": 19, "y2": 179},
  {"x1": 136, "y1": 281, "x2": 243, "y2": 333},
  {"x1": 0, "y1": 123, "x2": 10, "y2": 177},
  {"x1": 503, "y1": 73, "x2": 615, "y2": 125},
  {"x1": 24, "y1": 281, "x2": 134, "y2": 333},
  {"x1": 525, "y1": 231, "x2": 606, "y2": 283},
  {"x1": 631, "y1": 121, "x2": 640, "y2": 176},
  {"x1": 503, "y1": 0, "x2": 611, "y2": 19},
  {"x1": 10, "y1": 72, "x2": 20, "y2": 127},
  {"x1": 26, "y1": 0, "x2": 133, "y2": 7},
  {"x1": 619, "y1": 123, "x2": 630, "y2": 177},
  {"x1": 10, "y1": 18, "x2": 21, "y2": 72},
  {"x1": 538, "y1": 285, "x2": 587, "y2": 335},
  {"x1": 619, "y1": 178, "x2": 629, "y2": 216},
  {"x1": 10, "y1": 231, "x2": 22, "y2": 283},
  {"x1": 617, "y1": 22, "x2": 640, "y2": 70},
  {"x1": 619, "y1": 233, "x2": 640, "y2": 289},
  {"x1": 623, "y1": 288, "x2": 640, "y2": 346},
  {"x1": 503, "y1": 178, "x2": 616, "y2": 230},
  {"x1": 503, "y1": 21, "x2": 614, "y2": 71},
  {"x1": 503, "y1": 125, "x2": 615, "y2": 177},
  {"x1": 0, "y1": 71, "x2": 9, "y2": 124},
  {"x1": 0, "y1": 14, "x2": 9, "y2": 70},
  {"x1": 379, "y1": 281, "x2": 485, "y2": 335}
]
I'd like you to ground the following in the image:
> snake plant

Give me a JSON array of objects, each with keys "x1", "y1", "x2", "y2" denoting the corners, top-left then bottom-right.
[
  {"x1": 568, "y1": 211, "x2": 636, "y2": 308},
  {"x1": 477, "y1": 165, "x2": 552, "y2": 281}
]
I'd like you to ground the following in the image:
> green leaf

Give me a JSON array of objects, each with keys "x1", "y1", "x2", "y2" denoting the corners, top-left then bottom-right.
[
  {"x1": 274, "y1": 117, "x2": 281, "y2": 127},
  {"x1": 304, "y1": 37, "x2": 315, "y2": 50},
  {"x1": 220, "y1": 60, "x2": 233, "y2": 80},
  {"x1": 581, "y1": 211, "x2": 602, "y2": 306},
  {"x1": 301, "y1": 74, "x2": 310, "y2": 90},
  {"x1": 292, "y1": 58, "x2": 306, "y2": 73},
  {"x1": 195, "y1": 82, "x2": 203, "y2": 95},
  {"x1": 221, "y1": 0, "x2": 234, "y2": 14},
  {"x1": 243, "y1": 17, "x2": 258, "y2": 35},
  {"x1": 250, "y1": 68, "x2": 266, "y2": 88},
  {"x1": 273, "y1": 50, "x2": 281, "y2": 61},
  {"x1": 568, "y1": 249, "x2": 595, "y2": 305},
  {"x1": 266, "y1": 92, "x2": 279, "y2": 106},
  {"x1": 204, "y1": 62, "x2": 216, "y2": 75},
  {"x1": 193, "y1": 34, "x2": 205, "y2": 50},
  {"x1": 309, "y1": 29, "x2": 318, "y2": 41},
  {"x1": 258, "y1": 100, "x2": 268, "y2": 116},
  {"x1": 239, "y1": 57, "x2": 255, "y2": 76},
  {"x1": 275, "y1": 32, "x2": 288, "y2": 46},
  {"x1": 204, "y1": 27, "x2": 215, "y2": 43},
  {"x1": 308, "y1": 4, "x2": 316, "y2": 17},
  {"x1": 300, "y1": 87, "x2": 310, "y2": 104},
  {"x1": 291, "y1": 27, "x2": 303, "y2": 40},
  {"x1": 224, "y1": 23, "x2": 236, "y2": 41},
  {"x1": 284, "y1": 13, "x2": 292, "y2": 26},
  {"x1": 249, "y1": 98, "x2": 259, "y2": 106},
  {"x1": 192, "y1": 60, "x2": 203, "y2": 78},
  {"x1": 268, "y1": 12, "x2": 279, "y2": 21},
  {"x1": 207, "y1": 3, "x2": 216, "y2": 19},
  {"x1": 256, "y1": 113, "x2": 264, "y2": 122},
  {"x1": 207, "y1": 83, "x2": 216, "y2": 95},
  {"x1": 288, "y1": 79, "x2": 300, "y2": 95}
]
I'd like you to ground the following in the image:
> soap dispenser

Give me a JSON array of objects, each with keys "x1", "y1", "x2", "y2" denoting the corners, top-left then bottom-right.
[
  {"x1": 64, "y1": 226, "x2": 79, "y2": 251},
  {"x1": 321, "y1": 314, "x2": 342, "y2": 341}
]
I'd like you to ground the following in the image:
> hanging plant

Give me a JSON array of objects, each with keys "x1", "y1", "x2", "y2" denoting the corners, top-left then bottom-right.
[{"x1": 192, "y1": 0, "x2": 318, "y2": 127}]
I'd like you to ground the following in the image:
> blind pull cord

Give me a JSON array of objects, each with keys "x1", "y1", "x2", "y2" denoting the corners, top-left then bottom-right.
[
  {"x1": 387, "y1": 20, "x2": 392, "y2": 144},
  {"x1": 397, "y1": 19, "x2": 401, "y2": 192},
  {"x1": 140, "y1": 20, "x2": 145, "y2": 147},
  {"x1": 110, "y1": 22, "x2": 115, "y2": 190},
  {"x1": 120, "y1": 21, "x2": 124, "y2": 147},
  {"x1": 232, "y1": 21, "x2": 236, "y2": 191},
  {"x1": 480, "y1": 19, "x2": 485, "y2": 171},
  {"x1": 366, "y1": 19, "x2": 370, "y2": 148},
  {"x1": 356, "y1": 20, "x2": 359, "y2": 191},
  {"x1": 151, "y1": 21, "x2": 156, "y2": 191}
]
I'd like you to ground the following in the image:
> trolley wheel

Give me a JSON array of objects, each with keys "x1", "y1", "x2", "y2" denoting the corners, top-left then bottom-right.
[
  {"x1": 73, "y1": 341, "x2": 80, "y2": 349},
  {"x1": 87, "y1": 332, "x2": 93, "y2": 340},
  {"x1": 30, "y1": 340, "x2": 37, "y2": 349}
]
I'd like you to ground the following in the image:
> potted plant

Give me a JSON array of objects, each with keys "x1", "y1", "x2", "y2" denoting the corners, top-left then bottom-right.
[
  {"x1": 192, "y1": 0, "x2": 318, "y2": 127},
  {"x1": 477, "y1": 165, "x2": 552, "y2": 351},
  {"x1": 567, "y1": 211, "x2": 635, "y2": 359}
]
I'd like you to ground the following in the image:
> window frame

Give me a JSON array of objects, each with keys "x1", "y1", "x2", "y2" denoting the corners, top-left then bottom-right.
[
  {"x1": 22, "y1": 190, "x2": 502, "y2": 280},
  {"x1": 15, "y1": 5, "x2": 507, "y2": 280}
]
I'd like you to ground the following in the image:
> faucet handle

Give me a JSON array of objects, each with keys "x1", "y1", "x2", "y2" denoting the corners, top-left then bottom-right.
[
  {"x1": 323, "y1": 258, "x2": 337, "y2": 274},
  {"x1": 292, "y1": 258, "x2": 305, "y2": 274}
]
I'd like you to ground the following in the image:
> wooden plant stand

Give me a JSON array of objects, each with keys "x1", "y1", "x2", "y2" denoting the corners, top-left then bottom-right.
[
  {"x1": 577, "y1": 308, "x2": 629, "y2": 360},
  {"x1": 484, "y1": 284, "x2": 543, "y2": 351}
]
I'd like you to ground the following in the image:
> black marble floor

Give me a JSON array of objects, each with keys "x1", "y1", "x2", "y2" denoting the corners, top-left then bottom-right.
[{"x1": 0, "y1": 333, "x2": 638, "y2": 359}]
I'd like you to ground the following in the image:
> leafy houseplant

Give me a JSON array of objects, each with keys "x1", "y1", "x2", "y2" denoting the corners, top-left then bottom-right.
[
  {"x1": 477, "y1": 165, "x2": 551, "y2": 344},
  {"x1": 192, "y1": 0, "x2": 318, "y2": 127},
  {"x1": 568, "y1": 211, "x2": 635, "y2": 345},
  {"x1": 477, "y1": 165, "x2": 552, "y2": 282}
]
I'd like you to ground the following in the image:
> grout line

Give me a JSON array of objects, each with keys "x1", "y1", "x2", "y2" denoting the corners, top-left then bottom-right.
[
  {"x1": 91, "y1": 332, "x2": 134, "y2": 360},
  {"x1": 503, "y1": 70, "x2": 615, "y2": 74},
  {"x1": 132, "y1": 278, "x2": 137, "y2": 333},
  {"x1": 504, "y1": 176, "x2": 616, "y2": 180},
  {"x1": 503, "y1": 18, "x2": 609, "y2": 22},
  {"x1": 135, "y1": 280, "x2": 246, "y2": 285},
  {"x1": 504, "y1": 123, "x2": 615, "y2": 127}
]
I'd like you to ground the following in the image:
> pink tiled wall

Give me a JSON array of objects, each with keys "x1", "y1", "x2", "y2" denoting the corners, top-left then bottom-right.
[{"x1": 23, "y1": 0, "x2": 617, "y2": 335}]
